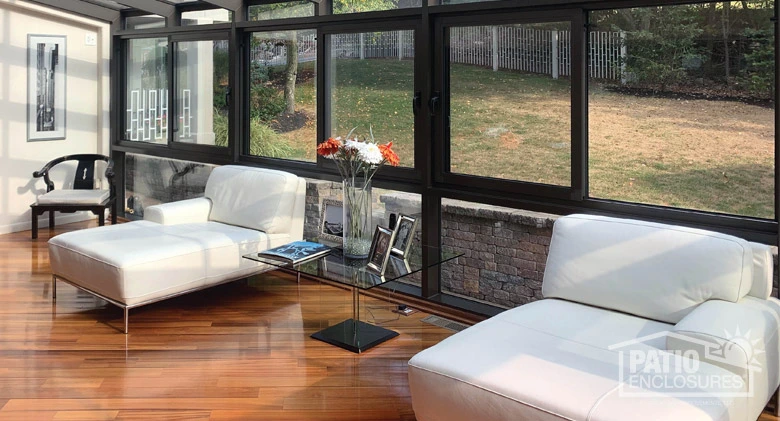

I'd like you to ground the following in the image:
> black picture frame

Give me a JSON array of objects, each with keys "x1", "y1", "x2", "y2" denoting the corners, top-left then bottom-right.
[
  {"x1": 367, "y1": 225, "x2": 395, "y2": 274},
  {"x1": 390, "y1": 214, "x2": 417, "y2": 258}
]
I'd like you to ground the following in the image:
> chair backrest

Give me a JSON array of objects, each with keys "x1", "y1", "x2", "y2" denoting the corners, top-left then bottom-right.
[
  {"x1": 542, "y1": 214, "x2": 754, "y2": 324},
  {"x1": 34, "y1": 154, "x2": 113, "y2": 192},
  {"x1": 205, "y1": 165, "x2": 304, "y2": 235}
]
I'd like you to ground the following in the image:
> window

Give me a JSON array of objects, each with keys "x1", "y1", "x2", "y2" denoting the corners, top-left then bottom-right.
[
  {"x1": 588, "y1": 3, "x2": 775, "y2": 219},
  {"x1": 125, "y1": 38, "x2": 169, "y2": 144},
  {"x1": 125, "y1": 15, "x2": 165, "y2": 30},
  {"x1": 329, "y1": 30, "x2": 416, "y2": 168},
  {"x1": 447, "y1": 22, "x2": 572, "y2": 185},
  {"x1": 125, "y1": 154, "x2": 215, "y2": 217},
  {"x1": 174, "y1": 39, "x2": 230, "y2": 146},
  {"x1": 248, "y1": 2, "x2": 315, "y2": 20},
  {"x1": 182, "y1": 9, "x2": 232, "y2": 25},
  {"x1": 333, "y1": 0, "x2": 421, "y2": 14},
  {"x1": 248, "y1": 30, "x2": 317, "y2": 161}
]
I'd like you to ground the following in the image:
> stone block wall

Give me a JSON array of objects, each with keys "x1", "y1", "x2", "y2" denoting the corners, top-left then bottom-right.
[{"x1": 437, "y1": 201, "x2": 557, "y2": 308}]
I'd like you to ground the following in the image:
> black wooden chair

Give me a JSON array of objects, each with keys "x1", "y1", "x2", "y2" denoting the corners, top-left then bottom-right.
[{"x1": 30, "y1": 154, "x2": 117, "y2": 239}]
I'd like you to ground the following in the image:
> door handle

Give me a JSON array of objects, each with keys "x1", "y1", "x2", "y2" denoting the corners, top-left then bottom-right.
[
  {"x1": 412, "y1": 91, "x2": 422, "y2": 116},
  {"x1": 429, "y1": 92, "x2": 441, "y2": 116}
]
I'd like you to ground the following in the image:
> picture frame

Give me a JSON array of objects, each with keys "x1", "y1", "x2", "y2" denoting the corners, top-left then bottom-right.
[
  {"x1": 390, "y1": 214, "x2": 418, "y2": 258},
  {"x1": 28, "y1": 34, "x2": 66, "y2": 141},
  {"x1": 367, "y1": 225, "x2": 395, "y2": 274},
  {"x1": 319, "y1": 198, "x2": 343, "y2": 244},
  {"x1": 388, "y1": 255, "x2": 411, "y2": 277}
]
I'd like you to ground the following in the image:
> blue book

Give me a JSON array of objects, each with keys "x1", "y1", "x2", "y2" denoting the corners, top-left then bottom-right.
[{"x1": 259, "y1": 241, "x2": 331, "y2": 264}]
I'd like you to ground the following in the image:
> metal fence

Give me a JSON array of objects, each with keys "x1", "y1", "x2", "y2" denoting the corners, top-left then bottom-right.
[{"x1": 250, "y1": 28, "x2": 625, "y2": 81}]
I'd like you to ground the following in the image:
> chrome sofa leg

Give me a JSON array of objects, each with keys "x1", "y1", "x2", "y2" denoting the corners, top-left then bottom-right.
[
  {"x1": 52, "y1": 275, "x2": 56, "y2": 300},
  {"x1": 774, "y1": 386, "x2": 780, "y2": 416},
  {"x1": 123, "y1": 307, "x2": 129, "y2": 334}
]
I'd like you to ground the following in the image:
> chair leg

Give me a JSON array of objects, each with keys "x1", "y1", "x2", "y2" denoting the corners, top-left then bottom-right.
[
  {"x1": 49, "y1": 211, "x2": 55, "y2": 230},
  {"x1": 98, "y1": 209, "x2": 105, "y2": 227},
  {"x1": 110, "y1": 201, "x2": 117, "y2": 225},
  {"x1": 52, "y1": 275, "x2": 56, "y2": 300},
  {"x1": 31, "y1": 210, "x2": 38, "y2": 240}
]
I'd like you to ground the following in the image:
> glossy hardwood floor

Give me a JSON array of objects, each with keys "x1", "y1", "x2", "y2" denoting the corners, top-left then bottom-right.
[
  {"x1": 0, "y1": 221, "x2": 456, "y2": 420},
  {"x1": 4, "y1": 221, "x2": 780, "y2": 421}
]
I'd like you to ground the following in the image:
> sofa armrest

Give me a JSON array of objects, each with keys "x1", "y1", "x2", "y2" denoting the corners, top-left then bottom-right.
[
  {"x1": 144, "y1": 197, "x2": 212, "y2": 225},
  {"x1": 667, "y1": 299, "x2": 779, "y2": 380}
]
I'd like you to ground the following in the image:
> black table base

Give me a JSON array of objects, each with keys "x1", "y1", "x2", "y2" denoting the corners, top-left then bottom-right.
[{"x1": 311, "y1": 319, "x2": 399, "y2": 353}]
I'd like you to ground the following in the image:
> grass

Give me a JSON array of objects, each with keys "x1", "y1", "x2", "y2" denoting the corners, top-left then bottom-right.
[{"x1": 262, "y1": 59, "x2": 775, "y2": 219}]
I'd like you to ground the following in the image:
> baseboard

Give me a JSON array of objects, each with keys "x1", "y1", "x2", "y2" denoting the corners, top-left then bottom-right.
[{"x1": 0, "y1": 213, "x2": 96, "y2": 236}]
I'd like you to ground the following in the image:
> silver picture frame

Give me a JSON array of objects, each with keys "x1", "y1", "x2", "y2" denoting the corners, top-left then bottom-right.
[
  {"x1": 27, "y1": 34, "x2": 67, "y2": 141},
  {"x1": 367, "y1": 225, "x2": 396, "y2": 275},
  {"x1": 319, "y1": 198, "x2": 343, "y2": 245},
  {"x1": 390, "y1": 214, "x2": 417, "y2": 258}
]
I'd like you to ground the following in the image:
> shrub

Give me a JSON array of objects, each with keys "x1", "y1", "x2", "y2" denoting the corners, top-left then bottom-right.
[
  {"x1": 739, "y1": 28, "x2": 775, "y2": 99},
  {"x1": 213, "y1": 109, "x2": 299, "y2": 159}
]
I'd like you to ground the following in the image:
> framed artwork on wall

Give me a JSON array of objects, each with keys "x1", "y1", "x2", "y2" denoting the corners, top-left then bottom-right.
[{"x1": 28, "y1": 34, "x2": 66, "y2": 141}]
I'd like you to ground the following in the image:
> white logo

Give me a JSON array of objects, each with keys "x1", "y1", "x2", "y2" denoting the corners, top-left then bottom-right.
[{"x1": 608, "y1": 329, "x2": 763, "y2": 398}]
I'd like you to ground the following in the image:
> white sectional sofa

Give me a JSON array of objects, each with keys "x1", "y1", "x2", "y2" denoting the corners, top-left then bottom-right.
[
  {"x1": 409, "y1": 214, "x2": 780, "y2": 421},
  {"x1": 48, "y1": 165, "x2": 306, "y2": 333}
]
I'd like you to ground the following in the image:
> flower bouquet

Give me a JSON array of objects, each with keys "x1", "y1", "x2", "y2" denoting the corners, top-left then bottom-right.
[{"x1": 317, "y1": 128, "x2": 399, "y2": 258}]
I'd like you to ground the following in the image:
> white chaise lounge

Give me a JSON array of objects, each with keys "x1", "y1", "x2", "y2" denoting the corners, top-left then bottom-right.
[
  {"x1": 48, "y1": 165, "x2": 306, "y2": 333},
  {"x1": 409, "y1": 213, "x2": 780, "y2": 421}
]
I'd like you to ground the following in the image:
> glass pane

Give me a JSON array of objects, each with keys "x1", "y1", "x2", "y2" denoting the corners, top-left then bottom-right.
[
  {"x1": 248, "y1": 2, "x2": 315, "y2": 20},
  {"x1": 329, "y1": 31, "x2": 415, "y2": 168},
  {"x1": 125, "y1": 154, "x2": 215, "y2": 217},
  {"x1": 125, "y1": 15, "x2": 165, "y2": 30},
  {"x1": 182, "y1": 9, "x2": 232, "y2": 25},
  {"x1": 589, "y1": 3, "x2": 775, "y2": 219},
  {"x1": 125, "y1": 38, "x2": 168, "y2": 144},
  {"x1": 248, "y1": 30, "x2": 317, "y2": 161},
  {"x1": 333, "y1": 0, "x2": 421, "y2": 14},
  {"x1": 174, "y1": 40, "x2": 230, "y2": 146},
  {"x1": 448, "y1": 23, "x2": 572, "y2": 185},
  {"x1": 440, "y1": 0, "x2": 500, "y2": 4}
]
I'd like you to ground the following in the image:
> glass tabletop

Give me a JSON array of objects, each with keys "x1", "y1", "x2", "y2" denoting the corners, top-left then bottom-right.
[{"x1": 244, "y1": 244, "x2": 462, "y2": 290}]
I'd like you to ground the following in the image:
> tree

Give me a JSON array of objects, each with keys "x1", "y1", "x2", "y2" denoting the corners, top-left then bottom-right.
[{"x1": 284, "y1": 32, "x2": 298, "y2": 114}]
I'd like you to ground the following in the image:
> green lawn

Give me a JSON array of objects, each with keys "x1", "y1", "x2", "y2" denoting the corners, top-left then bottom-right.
[{"x1": 266, "y1": 58, "x2": 774, "y2": 219}]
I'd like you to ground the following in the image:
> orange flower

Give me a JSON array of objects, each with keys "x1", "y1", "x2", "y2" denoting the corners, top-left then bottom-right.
[
  {"x1": 317, "y1": 137, "x2": 342, "y2": 157},
  {"x1": 378, "y1": 142, "x2": 399, "y2": 166}
]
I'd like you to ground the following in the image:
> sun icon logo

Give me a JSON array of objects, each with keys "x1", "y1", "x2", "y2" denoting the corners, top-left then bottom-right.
[{"x1": 709, "y1": 327, "x2": 764, "y2": 373}]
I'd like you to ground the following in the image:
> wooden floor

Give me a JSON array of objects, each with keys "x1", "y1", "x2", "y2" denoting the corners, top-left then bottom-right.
[
  {"x1": 3, "y1": 221, "x2": 780, "y2": 421},
  {"x1": 0, "y1": 221, "x2": 456, "y2": 420}
]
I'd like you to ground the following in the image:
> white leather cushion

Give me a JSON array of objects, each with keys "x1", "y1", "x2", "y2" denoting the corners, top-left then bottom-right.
[
  {"x1": 37, "y1": 189, "x2": 109, "y2": 205},
  {"x1": 205, "y1": 165, "x2": 300, "y2": 234},
  {"x1": 144, "y1": 197, "x2": 213, "y2": 225},
  {"x1": 409, "y1": 299, "x2": 737, "y2": 421},
  {"x1": 542, "y1": 214, "x2": 753, "y2": 324},
  {"x1": 48, "y1": 221, "x2": 288, "y2": 306},
  {"x1": 748, "y1": 242, "x2": 773, "y2": 300}
]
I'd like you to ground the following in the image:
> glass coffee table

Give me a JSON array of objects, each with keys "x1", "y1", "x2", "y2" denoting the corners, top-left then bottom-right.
[{"x1": 244, "y1": 245, "x2": 461, "y2": 353}]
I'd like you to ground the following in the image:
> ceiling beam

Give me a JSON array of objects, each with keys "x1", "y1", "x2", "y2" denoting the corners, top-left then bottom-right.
[
  {"x1": 25, "y1": 0, "x2": 121, "y2": 22},
  {"x1": 200, "y1": 0, "x2": 242, "y2": 11},
  {"x1": 114, "y1": 0, "x2": 176, "y2": 20}
]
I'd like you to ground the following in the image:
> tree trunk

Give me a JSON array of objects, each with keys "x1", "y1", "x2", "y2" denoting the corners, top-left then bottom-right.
[
  {"x1": 721, "y1": 1, "x2": 731, "y2": 84},
  {"x1": 284, "y1": 31, "x2": 298, "y2": 115}
]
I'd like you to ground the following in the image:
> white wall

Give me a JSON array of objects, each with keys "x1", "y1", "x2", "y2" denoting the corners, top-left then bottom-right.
[{"x1": 0, "y1": 0, "x2": 111, "y2": 235}]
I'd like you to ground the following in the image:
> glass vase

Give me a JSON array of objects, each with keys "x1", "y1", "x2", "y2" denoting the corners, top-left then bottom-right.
[{"x1": 342, "y1": 178, "x2": 372, "y2": 258}]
